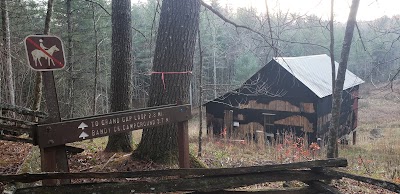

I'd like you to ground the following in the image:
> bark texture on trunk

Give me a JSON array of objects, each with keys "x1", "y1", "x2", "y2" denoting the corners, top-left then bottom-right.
[
  {"x1": 66, "y1": 0, "x2": 75, "y2": 118},
  {"x1": 2, "y1": 0, "x2": 16, "y2": 112},
  {"x1": 104, "y1": 0, "x2": 133, "y2": 153},
  {"x1": 327, "y1": 0, "x2": 360, "y2": 158},
  {"x1": 92, "y1": 3, "x2": 99, "y2": 116},
  {"x1": 329, "y1": 0, "x2": 336, "y2": 93},
  {"x1": 197, "y1": 29, "x2": 203, "y2": 157},
  {"x1": 135, "y1": 0, "x2": 200, "y2": 162},
  {"x1": 31, "y1": 0, "x2": 55, "y2": 120}
]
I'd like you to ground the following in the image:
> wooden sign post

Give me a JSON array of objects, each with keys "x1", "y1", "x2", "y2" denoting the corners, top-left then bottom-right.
[
  {"x1": 24, "y1": 34, "x2": 69, "y2": 185},
  {"x1": 177, "y1": 101, "x2": 190, "y2": 168},
  {"x1": 40, "y1": 72, "x2": 70, "y2": 185}
]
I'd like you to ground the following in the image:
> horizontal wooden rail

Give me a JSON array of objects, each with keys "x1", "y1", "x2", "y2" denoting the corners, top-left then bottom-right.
[
  {"x1": 0, "y1": 116, "x2": 37, "y2": 126},
  {"x1": 193, "y1": 187, "x2": 320, "y2": 194},
  {"x1": 306, "y1": 180, "x2": 340, "y2": 194},
  {"x1": 0, "y1": 135, "x2": 34, "y2": 144},
  {"x1": 0, "y1": 123, "x2": 34, "y2": 134},
  {"x1": 0, "y1": 103, "x2": 48, "y2": 119},
  {"x1": 14, "y1": 170, "x2": 332, "y2": 194},
  {"x1": 320, "y1": 168, "x2": 400, "y2": 193},
  {"x1": 0, "y1": 158, "x2": 347, "y2": 183}
]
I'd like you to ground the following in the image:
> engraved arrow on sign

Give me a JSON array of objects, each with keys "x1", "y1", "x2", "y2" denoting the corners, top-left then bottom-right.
[
  {"x1": 79, "y1": 131, "x2": 89, "y2": 139},
  {"x1": 78, "y1": 122, "x2": 88, "y2": 130}
]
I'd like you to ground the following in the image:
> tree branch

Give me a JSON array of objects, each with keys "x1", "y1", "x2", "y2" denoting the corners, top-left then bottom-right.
[
  {"x1": 199, "y1": 0, "x2": 329, "y2": 51},
  {"x1": 84, "y1": 0, "x2": 110, "y2": 15},
  {"x1": 200, "y1": 0, "x2": 273, "y2": 48},
  {"x1": 84, "y1": 0, "x2": 147, "y2": 40}
]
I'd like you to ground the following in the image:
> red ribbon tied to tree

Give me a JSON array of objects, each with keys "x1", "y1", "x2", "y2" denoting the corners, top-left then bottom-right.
[{"x1": 150, "y1": 71, "x2": 192, "y2": 90}]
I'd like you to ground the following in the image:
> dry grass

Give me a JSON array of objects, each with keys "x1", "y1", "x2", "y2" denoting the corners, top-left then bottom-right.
[
  {"x1": 337, "y1": 82, "x2": 400, "y2": 184},
  {"x1": 188, "y1": 82, "x2": 400, "y2": 193}
]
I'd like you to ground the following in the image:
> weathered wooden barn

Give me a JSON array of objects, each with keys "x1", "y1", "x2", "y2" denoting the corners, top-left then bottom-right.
[{"x1": 205, "y1": 54, "x2": 364, "y2": 143}]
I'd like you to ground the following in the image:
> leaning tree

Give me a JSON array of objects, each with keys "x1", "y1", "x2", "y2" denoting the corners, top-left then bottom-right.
[{"x1": 327, "y1": 0, "x2": 360, "y2": 158}]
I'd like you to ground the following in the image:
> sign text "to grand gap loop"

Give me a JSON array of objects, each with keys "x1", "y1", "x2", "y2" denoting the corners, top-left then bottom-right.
[{"x1": 36, "y1": 104, "x2": 191, "y2": 148}]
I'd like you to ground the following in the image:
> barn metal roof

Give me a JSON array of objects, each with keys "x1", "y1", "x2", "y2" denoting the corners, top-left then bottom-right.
[{"x1": 273, "y1": 54, "x2": 364, "y2": 98}]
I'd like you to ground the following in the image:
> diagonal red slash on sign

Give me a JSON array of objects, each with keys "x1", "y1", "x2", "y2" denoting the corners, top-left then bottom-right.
[{"x1": 26, "y1": 37, "x2": 64, "y2": 68}]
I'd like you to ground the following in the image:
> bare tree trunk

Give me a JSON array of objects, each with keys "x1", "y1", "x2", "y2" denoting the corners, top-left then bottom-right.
[
  {"x1": 66, "y1": 0, "x2": 75, "y2": 118},
  {"x1": 131, "y1": 56, "x2": 138, "y2": 108},
  {"x1": 2, "y1": 0, "x2": 15, "y2": 116},
  {"x1": 265, "y1": 0, "x2": 277, "y2": 57},
  {"x1": 135, "y1": 0, "x2": 200, "y2": 162},
  {"x1": 31, "y1": 73, "x2": 42, "y2": 121},
  {"x1": 329, "y1": 0, "x2": 336, "y2": 92},
  {"x1": 92, "y1": 3, "x2": 99, "y2": 116},
  {"x1": 212, "y1": 26, "x2": 217, "y2": 99},
  {"x1": 32, "y1": 0, "x2": 55, "y2": 119},
  {"x1": 104, "y1": 0, "x2": 134, "y2": 153},
  {"x1": 327, "y1": 0, "x2": 360, "y2": 158},
  {"x1": 0, "y1": 55, "x2": 2, "y2": 113},
  {"x1": 197, "y1": 29, "x2": 204, "y2": 157},
  {"x1": 44, "y1": 0, "x2": 53, "y2": 34}
]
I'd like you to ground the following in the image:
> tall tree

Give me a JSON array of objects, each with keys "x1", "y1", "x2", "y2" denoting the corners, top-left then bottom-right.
[
  {"x1": 197, "y1": 28, "x2": 204, "y2": 157},
  {"x1": 329, "y1": 0, "x2": 336, "y2": 93},
  {"x1": 31, "y1": 0, "x2": 51, "y2": 120},
  {"x1": 91, "y1": 2, "x2": 100, "y2": 116},
  {"x1": 66, "y1": 0, "x2": 75, "y2": 118},
  {"x1": 136, "y1": 0, "x2": 200, "y2": 162},
  {"x1": 104, "y1": 0, "x2": 134, "y2": 152},
  {"x1": 1, "y1": 0, "x2": 15, "y2": 111},
  {"x1": 327, "y1": 0, "x2": 360, "y2": 158}
]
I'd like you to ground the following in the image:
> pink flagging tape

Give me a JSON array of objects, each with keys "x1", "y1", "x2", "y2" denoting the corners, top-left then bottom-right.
[{"x1": 150, "y1": 71, "x2": 192, "y2": 90}]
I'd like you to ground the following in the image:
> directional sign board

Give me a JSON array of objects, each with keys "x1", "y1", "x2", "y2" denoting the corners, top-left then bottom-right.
[
  {"x1": 24, "y1": 35, "x2": 66, "y2": 71},
  {"x1": 36, "y1": 104, "x2": 192, "y2": 148}
]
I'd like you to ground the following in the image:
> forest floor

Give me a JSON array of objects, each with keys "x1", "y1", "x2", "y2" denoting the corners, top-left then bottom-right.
[{"x1": 0, "y1": 82, "x2": 399, "y2": 193}]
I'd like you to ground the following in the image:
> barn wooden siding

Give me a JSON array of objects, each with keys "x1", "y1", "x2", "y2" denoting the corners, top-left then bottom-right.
[
  {"x1": 316, "y1": 86, "x2": 359, "y2": 140},
  {"x1": 206, "y1": 87, "x2": 359, "y2": 144},
  {"x1": 205, "y1": 55, "x2": 363, "y2": 144},
  {"x1": 205, "y1": 97, "x2": 319, "y2": 143}
]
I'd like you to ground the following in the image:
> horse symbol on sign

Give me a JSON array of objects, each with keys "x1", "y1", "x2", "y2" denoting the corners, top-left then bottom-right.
[
  {"x1": 24, "y1": 35, "x2": 66, "y2": 71},
  {"x1": 31, "y1": 42, "x2": 60, "y2": 66}
]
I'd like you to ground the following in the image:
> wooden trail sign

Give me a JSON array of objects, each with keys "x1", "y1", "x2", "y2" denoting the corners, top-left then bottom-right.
[{"x1": 37, "y1": 104, "x2": 191, "y2": 148}]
